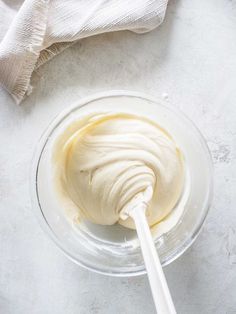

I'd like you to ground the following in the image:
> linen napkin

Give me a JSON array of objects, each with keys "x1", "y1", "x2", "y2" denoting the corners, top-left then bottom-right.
[{"x1": 0, "y1": 0, "x2": 168, "y2": 104}]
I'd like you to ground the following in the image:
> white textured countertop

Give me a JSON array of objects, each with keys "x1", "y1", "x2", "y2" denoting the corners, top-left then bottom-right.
[{"x1": 0, "y1": 0, "x2": 236, "y2": 313}]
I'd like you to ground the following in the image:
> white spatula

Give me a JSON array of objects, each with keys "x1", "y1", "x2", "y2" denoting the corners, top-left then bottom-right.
[{"x1": 129, "y1": 204, "x2": 176, "y2": 314}]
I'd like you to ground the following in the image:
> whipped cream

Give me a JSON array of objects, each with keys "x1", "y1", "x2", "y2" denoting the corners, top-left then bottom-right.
[{"x1": 53, "y1": 113, "x2": 184, "y2": 229}]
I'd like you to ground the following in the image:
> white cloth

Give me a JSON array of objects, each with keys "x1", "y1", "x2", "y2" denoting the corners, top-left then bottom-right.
[{"x1": 0, "y1": 0, "x2": 168, "y2": 104}]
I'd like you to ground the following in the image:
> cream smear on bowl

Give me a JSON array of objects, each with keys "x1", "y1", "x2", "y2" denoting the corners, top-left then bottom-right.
[{"x1": 52, "y1": 112, "x2": 187, "y2": 244}]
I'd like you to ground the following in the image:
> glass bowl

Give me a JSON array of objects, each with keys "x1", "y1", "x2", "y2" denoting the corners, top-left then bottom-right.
[{"x1": 31, "y1": 90, "x2": 213, "y2": 276}]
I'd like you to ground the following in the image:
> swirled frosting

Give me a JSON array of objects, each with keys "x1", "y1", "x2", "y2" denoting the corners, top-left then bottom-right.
[{"x1": 53, "y1": 113, "x2": 184, "y2": 229}]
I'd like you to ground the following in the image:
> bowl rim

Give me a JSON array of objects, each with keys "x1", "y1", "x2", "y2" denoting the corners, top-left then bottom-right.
[{"x1": 30, "y1": 90, "x2": 214, "y2": 277}]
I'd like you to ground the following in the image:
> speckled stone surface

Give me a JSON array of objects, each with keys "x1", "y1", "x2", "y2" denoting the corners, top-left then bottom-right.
[{"x1": 0, "y1": 0, "x2": 236, "y2": 313}]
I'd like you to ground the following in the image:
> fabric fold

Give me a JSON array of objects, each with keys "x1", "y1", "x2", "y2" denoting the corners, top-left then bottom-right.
[{"x1": 0, "y1": 0, "x2": 168, "y2": 104}]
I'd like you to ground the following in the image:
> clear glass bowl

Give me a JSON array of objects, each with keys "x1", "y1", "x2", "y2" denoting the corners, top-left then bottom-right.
[{"x1": 31, "y1": 91, "x2": 213, "y2": 276}]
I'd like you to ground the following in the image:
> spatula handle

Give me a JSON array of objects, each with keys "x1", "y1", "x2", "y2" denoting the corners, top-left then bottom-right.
[{"x1": 130, "y1": 206, "x2": 176, "y2": 314}]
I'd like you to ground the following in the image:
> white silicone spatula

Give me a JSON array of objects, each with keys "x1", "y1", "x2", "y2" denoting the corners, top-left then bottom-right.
[{"x1": 129, "y1": 204, "x2": 176, "y2": 314}]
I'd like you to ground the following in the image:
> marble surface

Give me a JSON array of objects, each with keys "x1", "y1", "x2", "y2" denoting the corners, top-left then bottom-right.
[{"x1": 0, "y1": 0, "x2": 236, "y2": 313}]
